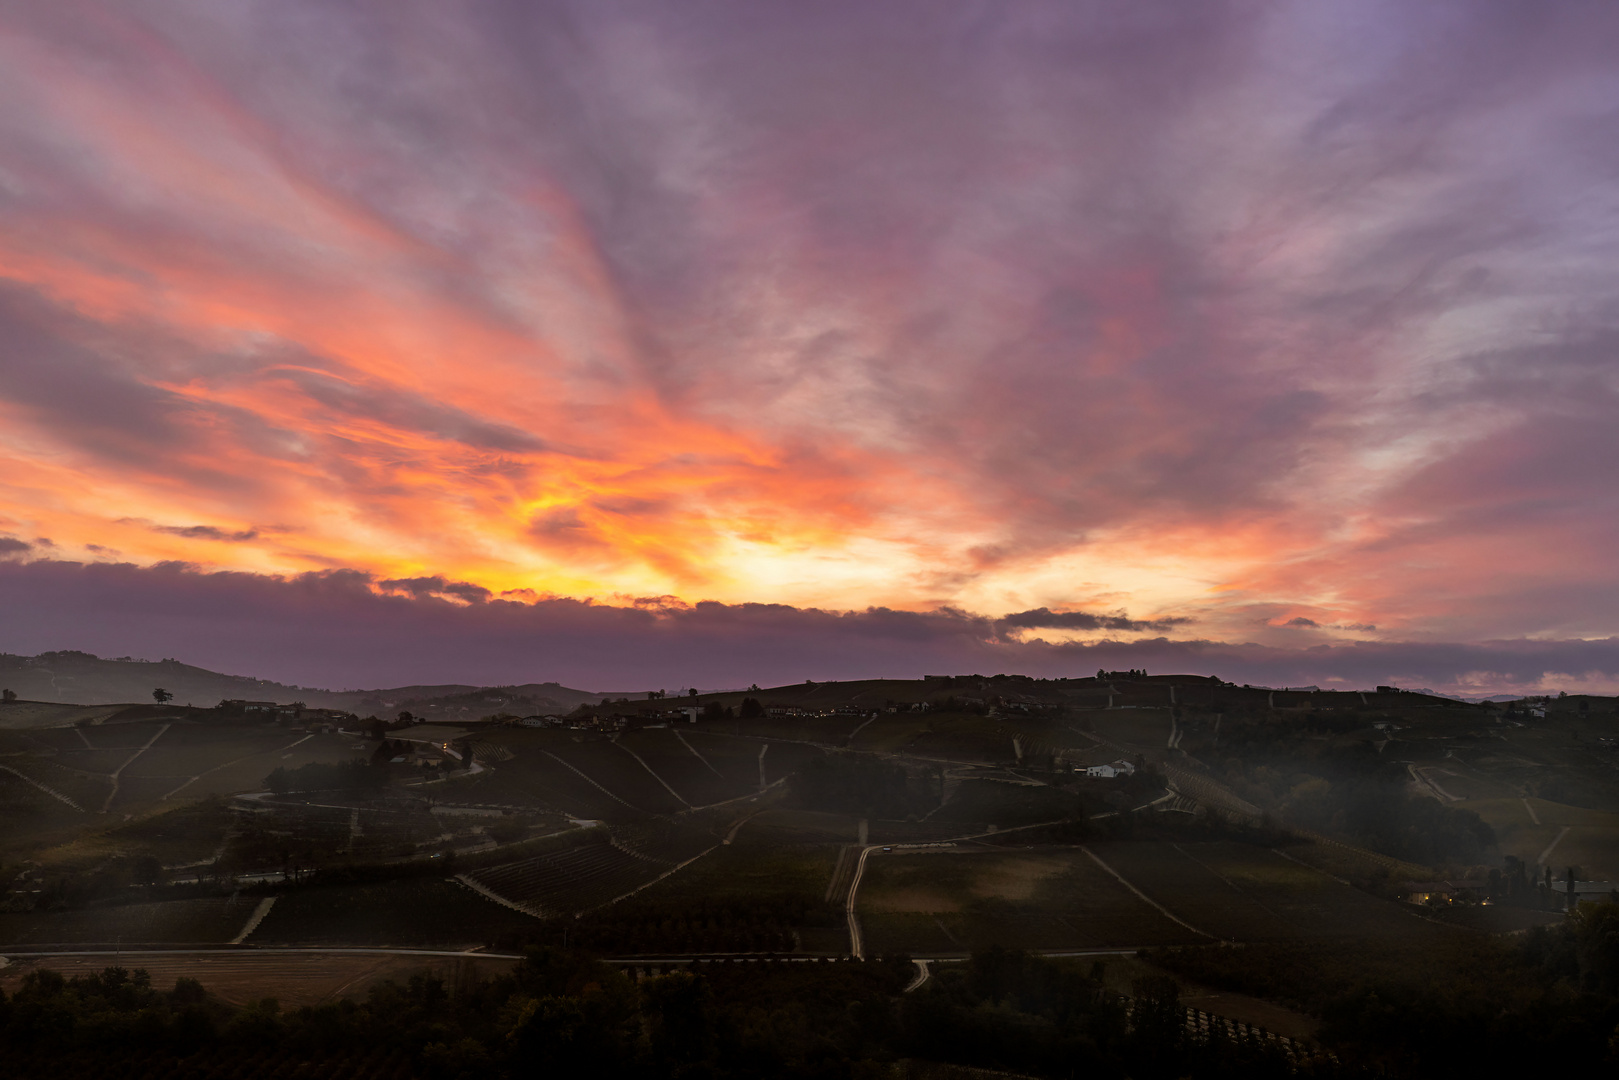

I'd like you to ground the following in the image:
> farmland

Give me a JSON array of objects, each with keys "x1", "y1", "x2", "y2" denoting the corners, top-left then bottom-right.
[
  {"x1": 245, "y1": 879, "x2": 539, "y2": 947},
  {"x1": 679, "y1": 730, "x2": 774, "y2": 792},
  {"x1": 1459, "y1": 795, "x2": 1619, "y2": 879},
  {"x1": 614, "y1": 726, "x2": 739, "y2": 806},
  {"x1": 465, "y1": 835, "x2": 666, "y2": 916},
  {"x1": 2, "y1": 672, "x2": 1616, "y2": 1011},
  {"x1": 0, "y1": 896, "x2": 259, "y2": 946},
  {"x1": 853, "y1": 841, "x2": 1454, "y2": 957},
  {"x1": 928, "y1": 777, "x2": 1087, "y2": 829}
]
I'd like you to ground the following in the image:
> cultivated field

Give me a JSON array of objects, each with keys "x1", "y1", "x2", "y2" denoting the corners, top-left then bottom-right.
[
  {"x1": 857, "y1": 845, "x2": 1203, "y2": 955},
  {"x1": 453, "y1": 733, "x2": 652, "y2": 821},
  {"x1": 545, "y1": 738, "x2": 688, "y2": 814},
  {"x1": 0, "y1": 703, "x2": 132, "y2": 731},
  {"x1": 614, "y1": 727, "x2": 741, "y2": 807},
  {"x1": 928, "y1": 778, "x2": 1085, "y2": 829},
  {"x1": 572, "y1": 811, "x2": 846, "y2": 954},
  {"x1": 1085, "y1": 708, "x2": 1173, "y2": 751},
  {"x1": 854, "y1": 841, "x2": 1450, "y2": 956},
  {"x1": 0, "y1": 896, "x2": 260, "y2": 946},
  {"x1": 1455, "y1": 795, "x2": 1619, "y2": 878},
  {"x1": 891, "y1": 715, "x2": 1014, "y2": 763},
  {"x1": 246, "y1": 879, "x2": 539, "y2": 947},
  {"x1": 680, "y1": 731, "x2": 773, "y2": 792},
  {"x1": 465, "y1": 837, "x2": 664, "y2": 916}
]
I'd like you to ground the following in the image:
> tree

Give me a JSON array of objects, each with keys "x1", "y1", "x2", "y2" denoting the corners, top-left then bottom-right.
[
  {"x1": 1, "y1": 688, "x2": 15, "y2": 703},
  {"x1": 152, "y1": 688, "x2": 173, "y2": 704},
  {"x1": 688, "y1": 687, "x2": 698, "y2": 698}
]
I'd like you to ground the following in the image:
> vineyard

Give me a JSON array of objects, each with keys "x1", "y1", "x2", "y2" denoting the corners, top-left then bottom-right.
[
  {"x1": 245, "y1": 878, "x2": 538, "y2": 947},
  {"x1": 0, "y1": 896, "x2": 259, "y2": 946},
  {"x1": 614, "y1": 727, "x2": 739, "y2": 806},
  {"x1": 455, "y1": 736, "x2": 656, "y2": 821},
  {"x1": 928, "y1": 778, "x2": 1088, "y2": 829},
  {"x1": 542, "y1": 738, "x2": 688, "y2": 814},
  {"x1": 676, "y1": 730, "x2": 770, "y2": 792},
  {"x1": 464, "y1": 836, "x2": 667, "y2": 916}
]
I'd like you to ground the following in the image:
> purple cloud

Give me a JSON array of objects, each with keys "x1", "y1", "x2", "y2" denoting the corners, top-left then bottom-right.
[
  {"x1": 999, "y1": 608, "x2": 1192, "y2": 634},
  {"x1": 1, "y1": 559, "x2": 1616, "y2": 696}
]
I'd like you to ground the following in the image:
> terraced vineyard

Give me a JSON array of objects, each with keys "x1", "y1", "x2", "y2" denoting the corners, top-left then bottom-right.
[
  {"x1": 465, "y1": 837, "x2": 667, "y2": 915},
  {"x1": 678, "y1": 731, "x2": 770, "y2": 792},
  {"x1": 612, "y1": 818, "x2": 722, "y2": 863},
  {"x1": 614, "y1": 727, "x2": 739, "y2": 807},
  {"x1": 544, "y1": 738, "x2": 687, "y2": 814}
]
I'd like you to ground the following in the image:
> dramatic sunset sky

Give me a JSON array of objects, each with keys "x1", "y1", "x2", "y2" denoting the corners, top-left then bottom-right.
[{"x1": 3, "y1": 1, "x2": 1618, "y2": 693}]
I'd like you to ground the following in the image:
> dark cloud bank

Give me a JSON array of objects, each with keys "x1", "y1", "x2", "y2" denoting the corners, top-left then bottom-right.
[{"x1": 1, "y1": 559, "x2": 1612, "y2": 695}]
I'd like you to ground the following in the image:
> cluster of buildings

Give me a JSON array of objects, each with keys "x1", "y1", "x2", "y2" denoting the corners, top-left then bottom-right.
[
  {"x1": 218, "y1": 699, "x2": 357, "y2": 731},
  {"x1": 1080, "y1": 759, "x2": 1138, "y2": 780}
]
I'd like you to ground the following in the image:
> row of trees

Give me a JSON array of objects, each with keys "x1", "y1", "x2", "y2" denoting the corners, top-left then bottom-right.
[
  {"x1": 1156, "y1": 902, "x2": 1619, "y2": 1075},
  {"x1": 1, "y1": 947, "x2": 1313, "y2": 1079}
]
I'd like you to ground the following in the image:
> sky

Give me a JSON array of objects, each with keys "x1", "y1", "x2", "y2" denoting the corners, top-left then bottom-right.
[{"x1": 3, "y1": 0, "x2": 1619, "y2": 694}]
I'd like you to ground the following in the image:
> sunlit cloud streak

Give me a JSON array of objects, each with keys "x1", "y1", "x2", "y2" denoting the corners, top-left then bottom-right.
[{"x1": 1, "y1": 1, "x2": 1618, "y2": 667}]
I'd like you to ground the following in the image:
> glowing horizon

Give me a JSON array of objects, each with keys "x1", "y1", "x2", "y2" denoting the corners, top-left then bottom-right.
[{"x1": 4, "y1": 3, "x2": 1619, "y2": 692}]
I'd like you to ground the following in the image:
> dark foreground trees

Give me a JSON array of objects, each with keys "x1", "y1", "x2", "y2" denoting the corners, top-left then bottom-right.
[{"x1": 8, "y1": 920, "x2": 1619, "y2": 1078}]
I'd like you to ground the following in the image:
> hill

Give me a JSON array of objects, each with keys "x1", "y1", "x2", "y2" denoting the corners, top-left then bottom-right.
[{"x1": 0, "y1": 651, "x2": 610, "y2": 714}]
